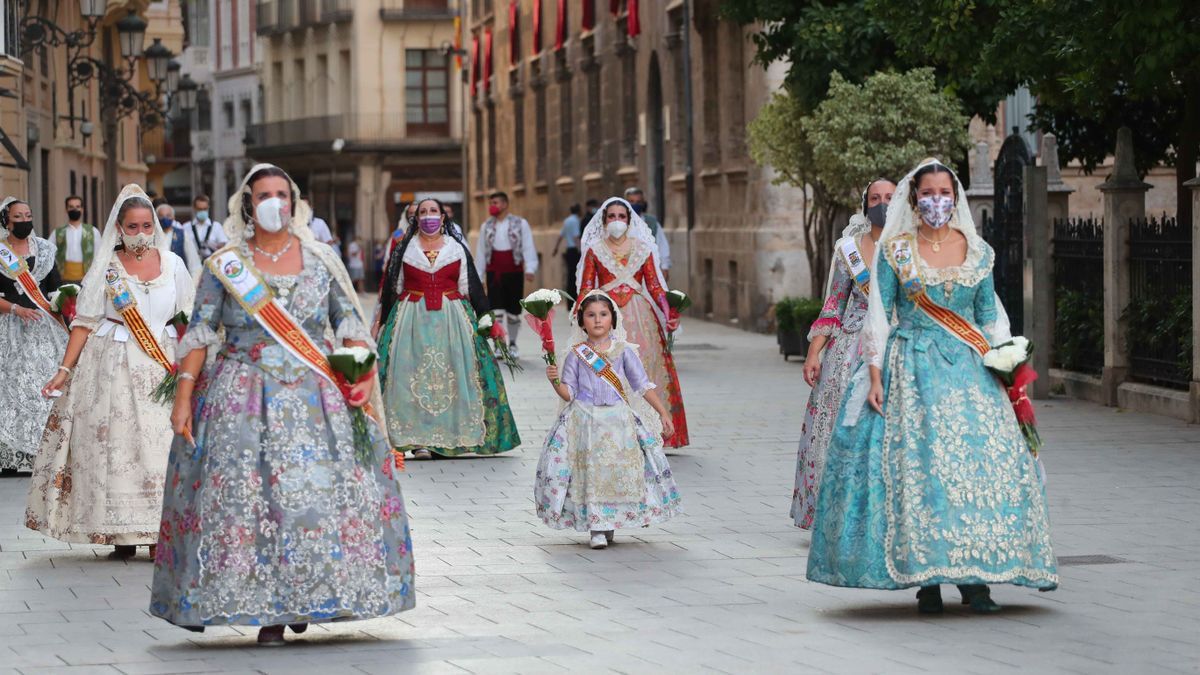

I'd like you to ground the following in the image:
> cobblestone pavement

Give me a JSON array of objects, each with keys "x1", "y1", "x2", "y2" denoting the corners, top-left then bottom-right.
[{"x1": 2, "y1": 305, "x2": 1199, "y2": 674}]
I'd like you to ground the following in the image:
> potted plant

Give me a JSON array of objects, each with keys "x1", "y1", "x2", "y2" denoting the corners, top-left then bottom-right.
[{"x1": 777, "y1": 297, "x2": 814, "y2": 360}]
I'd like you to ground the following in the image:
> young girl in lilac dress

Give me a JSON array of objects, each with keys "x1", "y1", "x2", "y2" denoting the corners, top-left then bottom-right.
[{"x1": 535, "y1": 290, "x2": 682, "y2": 549}]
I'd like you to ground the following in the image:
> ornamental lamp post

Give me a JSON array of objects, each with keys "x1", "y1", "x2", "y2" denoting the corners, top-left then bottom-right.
[
  {"x1": 177, "y1": 74, "x2": 199, "y2": 112},
  {"x1": 166, "y1": 59, "x2": 181, "y2": 94},
  {"x1": 116, "y1": 11, "x2": 147, "y2": 61},
  {"x1": 144, "y1": 38, "x2": 172, "y2": 84},
  {"x1": 79, "y1": 0, "x2": 107, "y2": 19}
]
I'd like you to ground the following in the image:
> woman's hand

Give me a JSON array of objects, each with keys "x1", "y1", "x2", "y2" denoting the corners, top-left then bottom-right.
[
  {"x1": 666, "y1": 316, "x2": 680, "y2": 332},
  {"x1": 13, "y1": 306, "x2": 41, "y2": 323},
  {"x1": 803, "y1": 353, "x2": 822, "y2": 387},
  {"x1": 660, "y1": 414, "x2": 675, "y2": 440},
  {"x1": 41, "y1": 370, "x2": 68, "y2": 398},
  {"x1": 867, "y1": 380, "x2": 884, "y2": 415},
  {"x1": 348, "y1": 368, "x2": 376, "y2": 407},
  {"x1": 171, "y1": 396, "x2": 193, "y2": 435},
  {"x1": 545, "y1": 365, "x2": 559, "y2": 382},
  {"x1": 370, "y1": 317, "x2": 381, "y2": 341}
]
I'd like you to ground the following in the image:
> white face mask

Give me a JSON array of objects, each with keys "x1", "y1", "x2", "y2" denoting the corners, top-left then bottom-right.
[
  {"x1": 606, "y1": 220, "x2": 629, "y2": 240},
  {"x1": 255, "y1": 196, "x2": 290, "y2": 233},
  {"x1": 122, "y1": 232, "x2": 154, "y2": 256}
]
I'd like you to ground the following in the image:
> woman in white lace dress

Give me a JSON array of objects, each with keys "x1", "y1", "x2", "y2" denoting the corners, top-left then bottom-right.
[
  {"x1": 0, "y1": 198, "x2": 67, "y2": 472},
  {"x1": 25, "y1": 185, "x2": 193, "y2": 560}
]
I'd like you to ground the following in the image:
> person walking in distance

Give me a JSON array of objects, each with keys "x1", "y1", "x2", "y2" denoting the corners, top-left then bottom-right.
[
  {"x1": 474, "y1": 191, "x2": 538, "y2": 359},
  {"x1": 623, "y1": 187, "x2": 671, "y2": 282},
  {"x1": 53, "y1": 196, "x2": 96, "y2": 284},
  {"x1": 182, "y1": 194, "x2": 228, "y2": 261},
  {"x1": 552, "y1": 204, "x2": 583, "y2": 294}
]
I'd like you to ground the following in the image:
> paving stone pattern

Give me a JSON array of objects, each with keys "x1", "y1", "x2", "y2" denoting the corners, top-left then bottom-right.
[{"x1": 1, "y1": 304, "x2": 1198, "y2": 674}]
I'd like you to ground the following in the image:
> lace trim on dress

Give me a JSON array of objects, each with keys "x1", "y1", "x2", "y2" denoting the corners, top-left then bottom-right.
[
  {"x1": 912, "y1": 237, "x2": 993, "y2": 287},
  {"x1": 31, "y1": 237, "x2": 56, "y2": 281},
  {"x1": 334, "y1": 316, "x2": 375, "y2": 350}
]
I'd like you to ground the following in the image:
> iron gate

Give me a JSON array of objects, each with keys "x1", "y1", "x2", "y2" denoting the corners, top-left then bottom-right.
[{"x1": 986, "y1": 131, "x2": 1031, "y2": 334}]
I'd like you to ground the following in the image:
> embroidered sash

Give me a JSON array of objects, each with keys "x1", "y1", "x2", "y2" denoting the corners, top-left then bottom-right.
[
  {"x1": 0, "y1": 241, "x2": 68, "y2": 331},
  {"x1": 103, "y1": 266, "x2": 174, "y2": 372},
  {"x1": 839, "y1": 237, "x2": 871, "y2": 295},
  {"x1": 572, "y1": 343, "x2": 628, "y2": 403},
  {"x1": 890, "y1": 235, "x2": 991, "y2": 357},
  {"x1": 208, "y1": 249, "x2": 341, "y2": 387}
]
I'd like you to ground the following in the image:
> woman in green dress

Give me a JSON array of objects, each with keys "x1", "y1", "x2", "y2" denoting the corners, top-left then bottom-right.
[{"x1": 376, "y1": 197, "x2": 519, "y2": 459}]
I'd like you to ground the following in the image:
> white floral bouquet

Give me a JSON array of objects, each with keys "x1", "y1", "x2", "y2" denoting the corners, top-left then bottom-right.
[
  {"x1": 328, "y1": 346, "x2": 382, "y2": 467},
  {"x1": 982, "y1": 336, "x2": 1043, "y2": 456},
  {"x1": 520, "y1": 288, "x2": 563, "y2": 384}
]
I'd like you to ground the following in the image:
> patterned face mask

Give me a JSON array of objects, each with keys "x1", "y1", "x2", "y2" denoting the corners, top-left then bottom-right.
[
  {"x1": 122, "y1": 231, "x2": 155, "y2": 256},
  {"x1": 916, "y1": 195, "x2": 955, "y2": 229}
]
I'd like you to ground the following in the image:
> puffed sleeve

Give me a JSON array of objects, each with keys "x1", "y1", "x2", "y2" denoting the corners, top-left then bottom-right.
[
  {"x1": 178, "y1": 267, "x2": 225, "y2": 353},
  {"x1": 560, "y1": 347, "x2": 581, "y2": 400},
  {"x1": 577, "y1": 249, "x2": 599, "y2": 306},
  {"x1": 809, "y1": 255, "x2": 852, "y2": 340},
  {"x1": 328, "y1": 274, "x2": 375, "y2": 349},
  {"x1": 621, "y1": 347, "x2": 656, "y2": 395}
]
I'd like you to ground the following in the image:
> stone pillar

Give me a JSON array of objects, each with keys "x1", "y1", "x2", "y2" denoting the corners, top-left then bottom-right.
[
  {"x1": 1042, "y1": 133, "x2": 1074, "y2": 223},
  {"x1": 1186, "y1": 176, "x2": 1200, "y2": 423},
  {"x1": 965, "y1": 140, "x2": 994, "y2": 235},
  {"x1": 1023, "y1": 165, "x2": 1052, "y2": 399},
  {"x1": 1097, "y1": 127, "x2": 1151, "y2": 406}
]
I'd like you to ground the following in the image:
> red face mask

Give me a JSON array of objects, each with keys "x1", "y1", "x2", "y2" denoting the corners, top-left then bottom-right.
[{"x1": 488, "y1": 204, "x2": 502, "y2": 217}]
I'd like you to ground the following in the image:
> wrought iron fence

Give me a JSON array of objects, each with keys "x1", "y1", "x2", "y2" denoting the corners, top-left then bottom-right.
[
  {"x1": 1127, "y1": 214, "x2": 1193, "y2": 390},
  {"x1": 1052, "y1": 217, "x2": 1105, "y2": 374}
]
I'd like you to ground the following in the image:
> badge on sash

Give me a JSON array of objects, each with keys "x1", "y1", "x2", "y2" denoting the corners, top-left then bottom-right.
[
  {"x1": 839, "y1": 237, "x2": 871, "y2": 295},
  {"x1": 572, "y1": 343, "x2": 628, "y2": 403}
]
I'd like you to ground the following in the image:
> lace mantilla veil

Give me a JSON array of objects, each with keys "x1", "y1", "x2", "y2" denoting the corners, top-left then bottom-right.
[
  {"x1": 575, "y1": 197, "x2": 669, "y2": 320},
  {"x1": 75, "y1": 184, "x2": 194, "y2": 324}
]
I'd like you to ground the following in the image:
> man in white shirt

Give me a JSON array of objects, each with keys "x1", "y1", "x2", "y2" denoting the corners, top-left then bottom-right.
[
  {"x1": 475, "y1": 191, "x2": 538, "y2": 358},
  {"x1": 53, "y1": 195, "x2": 96, "y2": 283},
  {"x1": 157, "y1": 203, "x2": 202, "y2": 275},
  {"x1": 307, "y1": 197, "x2": 334, "y2": 244},
  {"x1": 551, "y1": 203, "x2": 583, "y2": 293},
  {"x1": 181, "y1": 194, "x2": 228, "y2": 261}
]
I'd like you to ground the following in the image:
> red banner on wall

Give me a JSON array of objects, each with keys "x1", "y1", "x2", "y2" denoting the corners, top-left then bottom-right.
[
  {"x1": 470, "y1": 34, "x2": 480, "y2": 98},
  {"x1": 555, "y1": 0, "x2": 566, "y2": 50},
  {"x1": 483, "y1": 27, "x2": 493, "y2": 92},
  {"x1": 628, "y1": 0, "x2": 640, "y2": 37},
  {"x1": 532, "y1": 0, "x2": 542, "y2": 55},
  {"x1": 509, "y1": 1, "x2": 519, "y2": 65},
  {"x1": 582, "y1": 0, "x2": 594, "y2": 31}
]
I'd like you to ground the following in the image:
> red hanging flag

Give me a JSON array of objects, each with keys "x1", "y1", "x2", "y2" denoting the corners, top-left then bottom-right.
[
  {"x1": 509, "y1": 1, "x2": 519, "y2": 65},
  {"x1": 532, "y1": 0, "x2": 542, "y2": 55},
  {"x1": 483, "y1": 27, "x2": 493, "y2": 92},
  {"x1": 554, "y1": 0, "x2": 566, "y2": 51},
  {"x1": 582, "y1": 0, "x2": 594, "y2": 31},
  {"x1": 627, "y1": 0, "x2": 639, "y2": 37},
  {"x1": 470, "y1": 34, "x2": 480, "y2": 98}
]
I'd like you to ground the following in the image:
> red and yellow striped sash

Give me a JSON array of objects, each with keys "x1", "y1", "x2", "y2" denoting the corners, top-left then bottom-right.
[
  {"x1": 890, "y1": 234, "x2": 991, "y2": 357},
  {"x1": 103, "y1": 267, "x2": 174, "y2": 372},
  {"x1": 0, "y1": 241, "x2": 67, "y2": 331},
  {"x1": 572, "y1": 342, "x2": 628, "y2": 403}
]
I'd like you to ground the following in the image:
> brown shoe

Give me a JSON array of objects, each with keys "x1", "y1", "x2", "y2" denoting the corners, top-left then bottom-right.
[
  {"x1": 108, "y1": 545, "x2": 136, "y2": 560},
  {"x1": 257, "y1": 625, "x2": 286, "y2": 645}
]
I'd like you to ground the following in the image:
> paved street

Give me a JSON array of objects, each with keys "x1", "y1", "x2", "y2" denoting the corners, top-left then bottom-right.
[{"x1": 2, "y1": 307, "x2": 1199, "y2": 674}]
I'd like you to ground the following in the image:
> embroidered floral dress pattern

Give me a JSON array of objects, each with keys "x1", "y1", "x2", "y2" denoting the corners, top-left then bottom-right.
[
  {"x1": 791, "y1": 236, "x2": 870, "y2": 530},
  {"x1": 0, "y1": 237, "x2": 66, "y2": 471},
  {"x1": 149, "y1": 245, "x2": 414, "y2": 627},
  {"x1": 806, "y1": 240, "x2": 1058, "y2": 590},
  {"x1": 535, "y1": 343, "x2": 682, "y2": 531}
]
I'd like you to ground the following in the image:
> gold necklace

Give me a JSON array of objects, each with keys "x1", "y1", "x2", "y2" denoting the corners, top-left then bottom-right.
[{"x1": 917, "y1": 227, "x2": 951, "y2": 252}]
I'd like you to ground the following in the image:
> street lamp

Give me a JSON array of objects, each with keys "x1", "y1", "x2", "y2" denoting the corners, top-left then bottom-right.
[
  {"x1": 176, "y1": 74, "x2": 198, "y2": 112},
  {"x1": 79, "y1": 0, "x2": 107, "y2": 19},
  {"x1": 116, "y1": 11, "x2": 147, "y2": 61},
  {"x1": 166, "y1": 59, "x2": 181, "y2": 94},
  {"x1": 144, "y1": 38, "x2": 172, "y2": 84}
]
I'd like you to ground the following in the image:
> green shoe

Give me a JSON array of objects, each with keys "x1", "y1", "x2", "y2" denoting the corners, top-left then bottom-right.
[
  {"x1": 916, "y1": 585, "x2": 944, "y2": 614},
  {"x1": 957, "y1": 584, "x2": 1001, "y2": 613}
]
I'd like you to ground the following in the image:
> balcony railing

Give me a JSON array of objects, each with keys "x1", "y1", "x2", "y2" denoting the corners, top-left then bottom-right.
[
  {"x1": 380, "y1": 0, "x2": 453, "y2": 21},
  {"x1": 246, "y1": 114, "x2": 459, "y2": 153},
  {"x1": 277, "y1": 0, "x2": 297, "y2": 30},
  {"x1": 256, "y1": 1, "x2": 277, "y2": 35},
  {"x1": 320, "y1": 0, "x2": 353, "y2": 23}
]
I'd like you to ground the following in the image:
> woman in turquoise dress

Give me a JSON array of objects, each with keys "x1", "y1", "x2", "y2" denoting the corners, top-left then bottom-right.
[
  {"x1": 151, "y1": 165, "x2": 414, "y2": 644},
  {"x1": 806, "y1": 159, "x2": 1058, "y2": 613},
  {"x1": 376, "y1": 197, "x2": 519, "y2": 459}
]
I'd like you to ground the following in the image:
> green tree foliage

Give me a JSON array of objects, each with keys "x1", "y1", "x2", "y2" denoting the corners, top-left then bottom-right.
[{"x1": 748, "y1": 69, "x2": 969, "y2": 295}]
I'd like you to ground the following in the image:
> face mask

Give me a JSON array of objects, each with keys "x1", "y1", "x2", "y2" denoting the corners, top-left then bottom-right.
[
  {"x1": 606, "y1": 220, "x2": 629, "y2": 239},
  {"x1": 866, "y1": 203, "x2": 888, "y2": 228},
  {"x1": 255, "y1": 197, "x2": 290, "y2": 233},
  {"x1": 159, "y1": 216, "x2": 173, "y2": 229},
  {"x1": 418, "y1": 215, "x2": 442, "y2": 235},
  {"x1": 122, "y1": 231, "x2": 154, "y2": 256},
  {"x1": 9, "y1": 220, "x2": 33, "y2": 239},
  {"x1": 916, "y1": 195, "x2": 955, "y2": 229},
  {"x1": 67, "y1": 209, "x2": 83, "y2": 221},
  {"x1": 195, "y1": 210, "x2": 209, "y2": 222},
  {"x1": 631, "y1": 202, "x2": 646, "y2": 215},
  {"x1": 487, "y1": 204, "x2": 502, "y2": 217}
]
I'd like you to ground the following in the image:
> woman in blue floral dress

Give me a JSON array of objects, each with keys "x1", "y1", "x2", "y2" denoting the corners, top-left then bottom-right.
[
  {"x1": 150, "y1": 165, "x2": 414, "y2": 644},
  {"x1": 807, "y1": 160, "x2": 1057, "y2": 613},
  {"x1": 791, "y1": 179, "x2": 894, "y2": 529}
]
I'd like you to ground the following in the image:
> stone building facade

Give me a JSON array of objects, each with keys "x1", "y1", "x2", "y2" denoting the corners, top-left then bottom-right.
[{"x1": 466, "y1": 0, "x2": 807, "y2": 329}]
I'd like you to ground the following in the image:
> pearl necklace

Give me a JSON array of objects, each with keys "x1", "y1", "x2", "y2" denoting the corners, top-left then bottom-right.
[{"x1": 253, "y1": 236, "x2": 294, "y2": 262}]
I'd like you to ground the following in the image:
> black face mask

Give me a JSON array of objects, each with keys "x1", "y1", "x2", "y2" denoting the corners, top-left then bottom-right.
[
  {"x1": 67, "y1": 209, "x2": 83, "y2": 221},
  {"x1": 866, "y1": 203, "x2": 888, "y2": 228},
  {"x1": 9, "y1": 220, "x2": 34, "y2": 239}
]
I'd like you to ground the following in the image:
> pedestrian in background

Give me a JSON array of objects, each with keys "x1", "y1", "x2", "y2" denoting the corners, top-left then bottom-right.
[
  {"x1": 475, "y1": 191, "x2": 537, "y2": 359},
  {"x1": 157, "y1": 203, "x2": 201, "y2": 275},
  {"x1": 623, "y1": 187, "x2": 671, "y2": 282},
  {"x1": 552, "y1": 203, "x2": 583, "y2": 295},
  {"x1": 53, "y1": 195, "x2": 96, "y2": 284},
  {"x1": 347, "y1": 236, "x2": 365, "y2": 291},
  {"x1": 181, "y1": 194, "x2": 227, "y2": 261}
]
